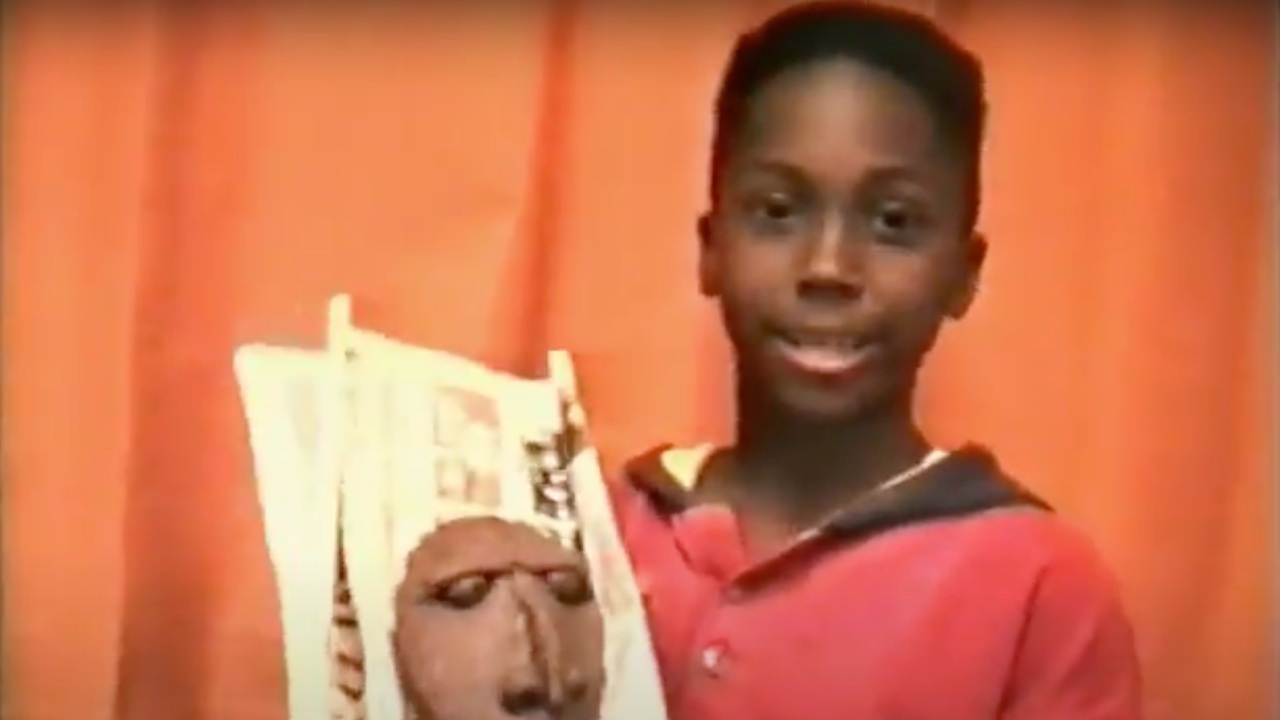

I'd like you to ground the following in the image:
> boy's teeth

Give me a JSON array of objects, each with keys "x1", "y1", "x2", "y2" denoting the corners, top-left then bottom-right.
[
  {"x1": 788, "y1": 336, "x2": 858, "y2": 351},
  {"x1": 778, "y1": 338, "x2": 865, "y2": 373}
]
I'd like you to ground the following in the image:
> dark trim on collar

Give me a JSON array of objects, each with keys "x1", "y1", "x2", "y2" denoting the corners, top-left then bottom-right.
[
  {"x1": 624, "y1": 444, "x2": 1051, "y2": 540},
  {"x1": 820, "y1": 446, "x2": 1050, "y2": 542},
  {"x1": 623, "y1": 443, "x2": 696, "y2": 514}
]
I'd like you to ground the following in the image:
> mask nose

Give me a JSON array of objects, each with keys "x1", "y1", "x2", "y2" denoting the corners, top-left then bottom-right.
[
  {"x1": 500, "y1": 686, "x2": 558, "y2": 718},
  {"x1": 498, "y1": 575, "x2": 587, "y2": 717}
]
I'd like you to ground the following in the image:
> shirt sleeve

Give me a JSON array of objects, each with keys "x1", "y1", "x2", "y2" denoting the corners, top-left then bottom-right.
[{"x1": 1001, "y1": 543, "x2": 1145, "y2": 720}]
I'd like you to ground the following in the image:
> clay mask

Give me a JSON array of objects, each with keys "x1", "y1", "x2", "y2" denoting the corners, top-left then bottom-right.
[{"x1": 392, "y1": 517, "x2": 605, "y2": 720}]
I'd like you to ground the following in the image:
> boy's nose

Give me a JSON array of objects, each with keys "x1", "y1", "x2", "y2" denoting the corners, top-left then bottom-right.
[{"x1": 796, "y1": 219, "x2": 864, "y2": 303}]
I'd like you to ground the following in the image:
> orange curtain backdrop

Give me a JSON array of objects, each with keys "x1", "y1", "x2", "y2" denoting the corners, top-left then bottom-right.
[{"x1": 2, "y1": 4, "x2": 1273, "y2": 720}]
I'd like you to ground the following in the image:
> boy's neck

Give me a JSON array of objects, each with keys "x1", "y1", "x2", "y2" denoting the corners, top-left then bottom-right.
[{"x1": 725, "y1": 394, "x2": 931, "y2": 533}]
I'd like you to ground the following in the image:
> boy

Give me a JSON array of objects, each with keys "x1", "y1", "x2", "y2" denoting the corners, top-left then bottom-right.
[{"x1": 610, "y1": 3, "x2": 1144, "y2": 719}]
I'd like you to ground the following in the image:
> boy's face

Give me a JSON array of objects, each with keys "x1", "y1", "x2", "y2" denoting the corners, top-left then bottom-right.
[{"x1": 700, "y1": 59, "x2": 985, "y2": 421}]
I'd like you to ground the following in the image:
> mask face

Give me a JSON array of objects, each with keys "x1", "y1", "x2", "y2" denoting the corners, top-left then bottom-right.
[{"x1": 392, "y1": 517, "x2": 605, "y2": 720}]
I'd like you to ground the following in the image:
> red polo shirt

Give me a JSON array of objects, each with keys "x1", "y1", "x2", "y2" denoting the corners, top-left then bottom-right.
[{"x1": 612, "y1": 444, "x2": 1143, "y2": 720}]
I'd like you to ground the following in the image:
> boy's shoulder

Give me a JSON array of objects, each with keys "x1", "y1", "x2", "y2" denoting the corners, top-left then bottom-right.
[{"x1": 939, "y1": 505, "x2": 1127, "y2": 606}]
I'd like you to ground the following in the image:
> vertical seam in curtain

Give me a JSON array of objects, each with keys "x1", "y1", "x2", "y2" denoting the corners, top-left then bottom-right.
[
  {"x1": 113, "y1": 11, "x2": 200, "y2": 716},
  {"x1": 517, "y1": 1, "x2": 576, "y2": 369}
]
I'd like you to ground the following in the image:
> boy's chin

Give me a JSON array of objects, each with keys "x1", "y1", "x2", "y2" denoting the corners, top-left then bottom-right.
[{"x1": 766, "y1": 380, "x2": 888, "y2": 425}]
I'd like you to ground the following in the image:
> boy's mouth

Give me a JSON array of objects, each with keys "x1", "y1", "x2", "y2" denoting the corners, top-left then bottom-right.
[{"x1": 772, "y1": 331, "x2": 874, "y2": 377}]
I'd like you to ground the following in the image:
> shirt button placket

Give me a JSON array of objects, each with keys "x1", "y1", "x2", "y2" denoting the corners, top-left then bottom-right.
[
  {"x1": 697, "y1": 583, "x2": 745, "y2": 679},
  {"x1": 700, "y1": 640, "x2": 728, "y2": 677}
]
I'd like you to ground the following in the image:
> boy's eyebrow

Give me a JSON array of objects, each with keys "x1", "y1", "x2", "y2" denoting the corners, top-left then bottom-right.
[
  {"x1": 731, "y1": 157, "x2": 935, "y2": 186},
  {"x1": 730, "y1": 158, "x2": 809, "y2": 182},
  {"x1": 859, "y1": 165, "x2": 936, "y2": 187}
]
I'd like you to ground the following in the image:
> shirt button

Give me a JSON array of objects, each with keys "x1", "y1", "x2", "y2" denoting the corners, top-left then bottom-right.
[{"x1": 701, "y1": 642, "x2": 729, "y2": 676}]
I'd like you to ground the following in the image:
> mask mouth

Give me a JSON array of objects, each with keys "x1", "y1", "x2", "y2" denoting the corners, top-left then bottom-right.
[{"x1": 771, "y1": 328, "x2": 875, "y2": 376}]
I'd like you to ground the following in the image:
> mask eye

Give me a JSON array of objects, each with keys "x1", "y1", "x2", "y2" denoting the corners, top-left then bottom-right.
[
  {"x1": 540, "y1": 568, "x2": 593, "y2": 606},
  {"x1": 425, "y1": 573, "x2": 493, "y2": 609}
]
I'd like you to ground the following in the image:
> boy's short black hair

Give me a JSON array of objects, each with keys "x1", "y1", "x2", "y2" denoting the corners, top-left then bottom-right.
[{"x1": 711, "y1": 1, "x2": 988, "y2": 226}]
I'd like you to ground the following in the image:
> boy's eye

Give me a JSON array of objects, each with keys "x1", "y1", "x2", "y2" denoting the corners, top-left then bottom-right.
[
  {"x1": 869, "y1": 203, "x2": 924, "y2": 241},
  {"x1": 744, "y1": 193, "x2": 803, "y2": 231},
  {"x1": 875, "y1": 208, "x2": 910, "y2": 231},
  {"x1": 757, "y1": 196, "x2": 794, "y2": 220}
]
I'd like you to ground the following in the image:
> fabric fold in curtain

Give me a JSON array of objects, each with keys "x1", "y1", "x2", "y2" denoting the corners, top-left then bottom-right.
[{"x1": 2, "y1": 4, "x2": 1273, "y2": 720}]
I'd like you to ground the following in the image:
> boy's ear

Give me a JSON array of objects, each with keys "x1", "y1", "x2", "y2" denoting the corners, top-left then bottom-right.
[
  {"x1": 696, "y1": 212, "x2": 721, "y2": 298},
  {"x1": 945, "y1": 231, "x2": 987, "y2": 319}
]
